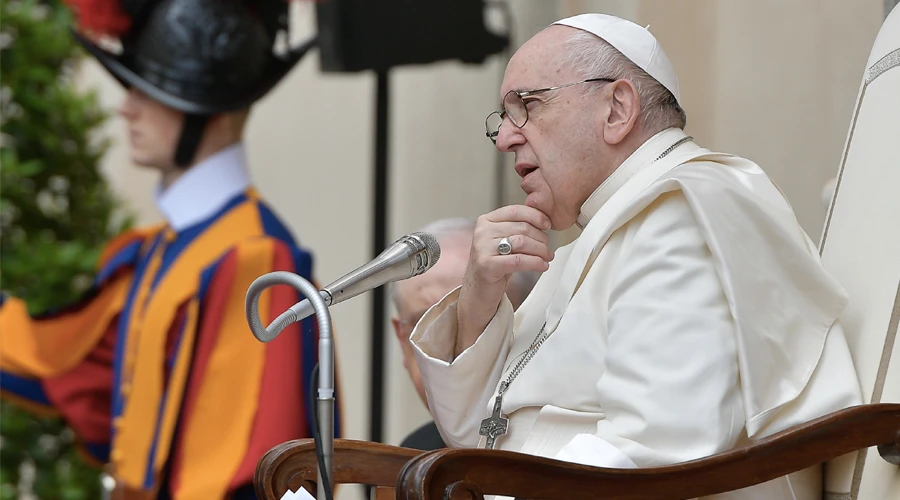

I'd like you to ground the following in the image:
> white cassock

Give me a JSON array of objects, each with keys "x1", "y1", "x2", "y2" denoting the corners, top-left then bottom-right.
[{"x1": 410, "y1": 128, "x2": 864, "y2": 499}]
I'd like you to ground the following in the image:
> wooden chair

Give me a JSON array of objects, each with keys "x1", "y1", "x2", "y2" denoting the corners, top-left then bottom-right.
[
  {"x1": 256, "y1": 5, "x2": 900, "y2": 499},
  {"x1": 253, "y1": 440, "x2": 422, "y2": 499}
]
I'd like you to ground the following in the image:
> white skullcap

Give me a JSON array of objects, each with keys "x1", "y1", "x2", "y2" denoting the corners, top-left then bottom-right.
[{"x1": 552, "y1": 13, "x2": 681, "y2": 103}]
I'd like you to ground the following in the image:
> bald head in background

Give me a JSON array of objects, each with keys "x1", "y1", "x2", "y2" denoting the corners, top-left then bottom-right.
[{"x1": 391, "y1": 218, "x2": 538, "y2": 406}]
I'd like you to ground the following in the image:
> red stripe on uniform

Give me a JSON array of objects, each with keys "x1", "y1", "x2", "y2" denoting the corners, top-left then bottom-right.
[
  {"x1": 43, "y1": 319, "x2": 117, "y2": 444},
  {"x1": 168, "y1": 249, "x2": 239, "y2": 495},
  {"x1": 229, "y1": 241, "x2": 307, "y2": 488}
]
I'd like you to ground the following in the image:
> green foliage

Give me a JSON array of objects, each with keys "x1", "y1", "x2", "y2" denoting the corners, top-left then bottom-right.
[
  {"x1": 0, "y1": 0, "x2": 133, "y2": 497},
  {"x1": 0, "y1": 411, "x2": 105, "y2": 500}
]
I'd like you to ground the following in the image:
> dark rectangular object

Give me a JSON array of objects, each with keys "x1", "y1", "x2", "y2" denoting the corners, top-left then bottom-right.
[{"x1": 316, "y1": 0, "x2": 508, "y2": 72}]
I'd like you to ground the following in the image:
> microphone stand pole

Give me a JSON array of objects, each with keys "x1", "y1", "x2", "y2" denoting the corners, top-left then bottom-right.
[
  {"x1": 315, "y1": 293, "x2": 336, "y2": 500},
  {"x1": 245, "y1": 272, "x2": 334, "y2": 498}
]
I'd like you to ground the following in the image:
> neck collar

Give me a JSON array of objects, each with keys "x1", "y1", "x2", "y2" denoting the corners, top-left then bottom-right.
[
  {"x1": 577, "y1": 128, "x2": 694, "y2": 228},
  {"x1": 155, "y1": 143, "x2": 252, "y2": 231}
]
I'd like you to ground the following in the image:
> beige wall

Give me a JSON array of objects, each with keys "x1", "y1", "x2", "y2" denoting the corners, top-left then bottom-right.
[{"x1": 76, "y1": 1, "x2": 886, "y2": 497}]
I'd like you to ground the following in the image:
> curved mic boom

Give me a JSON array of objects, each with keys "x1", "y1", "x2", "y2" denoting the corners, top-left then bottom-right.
[{"x1": 245, "y1": 232, "x2": 441, "y2": 343}]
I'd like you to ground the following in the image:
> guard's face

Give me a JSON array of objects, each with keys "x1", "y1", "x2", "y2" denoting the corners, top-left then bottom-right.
[
  {"x1": 494, "y1": 27, "x2": 614, "y2": 231},
  {"x1": 118, "y1": 88, "x2": 182, "y2": 171}
]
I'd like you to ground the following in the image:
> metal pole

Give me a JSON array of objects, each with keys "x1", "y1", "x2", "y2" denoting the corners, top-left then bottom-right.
[{"x1": 369, "y1": 68, "x2": 390, "y2": 445}]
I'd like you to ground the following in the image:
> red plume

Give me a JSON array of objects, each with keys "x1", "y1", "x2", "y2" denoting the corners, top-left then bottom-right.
[{"x1": 62, "y1": 0, "x2": 132, "y2": 37}]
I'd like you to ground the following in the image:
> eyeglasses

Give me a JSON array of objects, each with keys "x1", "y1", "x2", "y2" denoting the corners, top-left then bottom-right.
[{"x1": 485, "y1": 77, "x2": 616, "y2": 144}]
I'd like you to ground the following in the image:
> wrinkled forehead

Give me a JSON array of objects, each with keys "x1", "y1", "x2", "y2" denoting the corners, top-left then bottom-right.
[{"x1": 500, "y1": 25, "x2": 580, "y2": 97}]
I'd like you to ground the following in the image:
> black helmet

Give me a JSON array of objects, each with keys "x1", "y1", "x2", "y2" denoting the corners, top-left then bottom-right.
[{"x1": 67, "y1": 0, "x2": 316, "y2": 165}]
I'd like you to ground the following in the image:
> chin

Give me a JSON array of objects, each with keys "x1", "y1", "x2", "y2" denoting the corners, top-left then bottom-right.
[
  {"x1": 129, "y1": 149, "x2": 148, "y2": 165},
  {"x1": 524, "y1": 196, "x2": 550, "y2": 216},
  {"x1": 130, "y1": 154, "x2": 163, "y2": 170}
]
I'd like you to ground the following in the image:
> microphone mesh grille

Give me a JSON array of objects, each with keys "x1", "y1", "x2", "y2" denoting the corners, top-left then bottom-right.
[{"x1": 412, "y1": 231, "x2": 441, "y2": 269}]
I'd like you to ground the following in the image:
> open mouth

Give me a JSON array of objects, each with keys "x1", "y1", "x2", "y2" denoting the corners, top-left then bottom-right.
[{"x1": 517, "y1": 164, "x2": 538, "y2": 178}]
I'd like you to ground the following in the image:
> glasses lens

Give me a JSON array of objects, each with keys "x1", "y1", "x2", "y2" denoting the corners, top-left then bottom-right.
[
  {"x1": 485, "y1": 111, "x2": 503, "y2": 141},
  {"x1": 503, "y1": 90, "x2": 527, "y2": 127}
]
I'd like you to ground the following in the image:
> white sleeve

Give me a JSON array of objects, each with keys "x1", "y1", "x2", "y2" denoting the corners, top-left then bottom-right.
[
  {"x1": 555, "y1": 192, "x2": 744, "y2": 467},
  {"x1": 410, "y1": 287, "x2": 515, "y2": 448}
]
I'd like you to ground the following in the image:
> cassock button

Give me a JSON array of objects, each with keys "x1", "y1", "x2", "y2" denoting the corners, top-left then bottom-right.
[
  {"x1": 113, "y1": 418, "x2": 124, "y2": 431},
  {"x1": 110, "y1": 449, "x2": 122, "y2": 462},
  {"x1": 121, "y1": 384, "x2": 132, "y2": 396}
]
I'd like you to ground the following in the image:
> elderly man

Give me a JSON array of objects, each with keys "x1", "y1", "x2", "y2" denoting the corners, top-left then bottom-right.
[
  {"x1": 391, "y1": 218, "x2": 538, "y2": 451},
  {"x1": 409, "y1": 13, "x2": 861, "y2": 499}
]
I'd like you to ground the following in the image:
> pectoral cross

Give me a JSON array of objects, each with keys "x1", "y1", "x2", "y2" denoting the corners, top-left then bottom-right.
[{"x1": 479, "y1": 392, "x2": 509, "y2": 449}]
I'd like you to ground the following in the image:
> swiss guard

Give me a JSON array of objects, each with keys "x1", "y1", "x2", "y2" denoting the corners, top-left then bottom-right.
[{"x1": 0, "y1": 0, "x2": 339, "y2": 498}]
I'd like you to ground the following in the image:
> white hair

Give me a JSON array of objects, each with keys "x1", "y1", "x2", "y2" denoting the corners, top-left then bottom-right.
[
  {"x1": 559, "y1": 29, "x2": 686, "y2": 133},
  {"x1": 417, "y1": 217, "x2": 476, "y2": 241}
]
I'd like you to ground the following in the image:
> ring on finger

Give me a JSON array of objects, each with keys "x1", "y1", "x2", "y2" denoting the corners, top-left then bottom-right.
[{"x1": 497, "y1": 237, "x2": 513, "y2": 255}]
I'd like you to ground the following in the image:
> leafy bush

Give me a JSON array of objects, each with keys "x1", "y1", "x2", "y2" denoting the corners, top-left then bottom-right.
[{"x1": 1, "y1": 0, "x2": 132, "y2": 497}]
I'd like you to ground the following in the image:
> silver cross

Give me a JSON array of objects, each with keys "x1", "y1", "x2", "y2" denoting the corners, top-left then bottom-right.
[{"x1": 479, "y1": 394, "x2": 509, "y2": 449}]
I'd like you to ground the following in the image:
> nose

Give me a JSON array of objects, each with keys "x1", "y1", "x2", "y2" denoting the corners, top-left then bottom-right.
[
  {"x1": 495, "y1": 116, "x2": 525, "y2": 152},
  {"x1": 118, "y1": 88, "x2": 139, "y2": 119}
]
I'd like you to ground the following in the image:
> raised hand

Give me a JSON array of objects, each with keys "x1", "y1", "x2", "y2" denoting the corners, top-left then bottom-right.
[{"x1": 455, "y1": 205, "x2": 554, "y2": 355}]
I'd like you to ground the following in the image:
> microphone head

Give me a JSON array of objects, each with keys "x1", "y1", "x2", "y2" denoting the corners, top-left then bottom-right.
[{"x1": 405, "y1": 231, "x2": 441, "y2": 276}]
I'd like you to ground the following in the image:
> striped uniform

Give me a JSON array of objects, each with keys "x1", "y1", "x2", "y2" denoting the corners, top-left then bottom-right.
[{"x1": 0, "y1": 188, "x2": 340, "y2": 499}]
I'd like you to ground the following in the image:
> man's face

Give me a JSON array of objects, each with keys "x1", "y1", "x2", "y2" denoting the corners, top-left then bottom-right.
[
  {"x1": 118, "y1": 88, "x2": 183, "y2": 171},
  {"x1": 494, "y1": 27, "x2": 614, "y2": 231},
  {"x1": 392, "y1": 237, "x2": 471, "y2": 407}
]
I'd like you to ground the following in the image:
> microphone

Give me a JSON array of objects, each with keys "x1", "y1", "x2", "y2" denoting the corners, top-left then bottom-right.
[
  {"x1": 247, "y1": 232, "x2": 441, "y2": 343},
  {"x1": 243, "y1": 232, "x2": 438, "y2": 499}
]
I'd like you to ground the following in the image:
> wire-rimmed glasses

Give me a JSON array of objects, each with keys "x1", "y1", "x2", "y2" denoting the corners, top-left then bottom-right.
[{"x1": 485, "y1": 77, "x2": 616, "y2": 144}]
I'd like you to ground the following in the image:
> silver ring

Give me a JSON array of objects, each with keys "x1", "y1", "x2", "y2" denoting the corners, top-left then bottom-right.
[{"x1": 497, "y1": 237, "x2": 512, "y2": 255}]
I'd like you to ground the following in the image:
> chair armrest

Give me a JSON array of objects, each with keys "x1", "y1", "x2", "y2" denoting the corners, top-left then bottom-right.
[
  {"x1": 255, "y1": 438, "x2": 423, "y2": 499},
  {"x1": 397, "y1": 404, "x2": 900, "y2": 500}
]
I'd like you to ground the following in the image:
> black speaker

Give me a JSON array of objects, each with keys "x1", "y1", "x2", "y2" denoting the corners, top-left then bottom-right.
[{"x1": 316, "y1": 0, "x2": 509, "y2": 72}]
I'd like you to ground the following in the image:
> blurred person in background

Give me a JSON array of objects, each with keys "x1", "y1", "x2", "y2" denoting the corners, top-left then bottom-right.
[{"x1": 390, "y1": 217, "x2": 538, "y2": 450}]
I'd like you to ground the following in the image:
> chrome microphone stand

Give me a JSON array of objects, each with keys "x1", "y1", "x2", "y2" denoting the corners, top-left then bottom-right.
[{"x1": 245, "y1": 271, "x2": 335, "y2": 500}]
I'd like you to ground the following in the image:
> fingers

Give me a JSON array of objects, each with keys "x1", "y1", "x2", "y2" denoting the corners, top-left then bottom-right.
[
  {"x1": 491, "y1": 253, "x2": 551, "y2": 274},
  {"x1": 491, "y1": 221, "x2": 551, "y2": 249},
  {"x1": 468, "y1": 205, "x2": 555, "y2": 285},
  {"x1": 494, "y1": 233, "x2": 553, "y2": 261},
  {"x1": 486, "y1": 205, "x2": 551, "y2": 231}
]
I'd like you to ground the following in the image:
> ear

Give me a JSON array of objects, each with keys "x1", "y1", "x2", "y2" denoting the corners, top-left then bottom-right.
[{"x1": 602, "y1": 79, "x2": 640, "y2": 145}]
